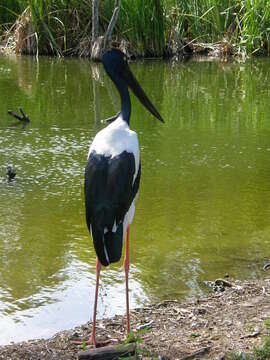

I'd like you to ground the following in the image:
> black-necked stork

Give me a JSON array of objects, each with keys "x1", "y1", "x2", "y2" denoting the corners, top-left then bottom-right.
[{"x1": 84, "y1": 49, "x2": 163, "y2": 347}]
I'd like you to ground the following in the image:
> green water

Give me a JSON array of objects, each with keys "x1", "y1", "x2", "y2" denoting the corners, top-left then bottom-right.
[{"x1": 1, "y1": 56, "x2": 270, "y2": 344}]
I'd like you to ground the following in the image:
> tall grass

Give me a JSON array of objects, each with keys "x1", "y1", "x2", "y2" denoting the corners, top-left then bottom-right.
[
  {"x1": 101, "y1": 0, "x2": 164, "y2": 57},
  {"x1": 239, "y1": 0, "x2": 270, "y2": 55},
  {"x1": 119, "y1": 0, "x2": 164, "y2": 57},
  {"x1": 166, "y1": 0, "x2": 270, "y2": 55},
  {"x1": 0, "y1": 0, "x2": 26, "y2": 32},
  {"x1": 1, "y1": 0, "x2": 270, "y2": 57},
  {"x1": 166, "y1": 1, "x2": 236, "y2": 41},
  {"x1": 27, "y1": 0, "x2": 93, "y2": 56},
  {"x1": 29, "y1": 0, "x2": 60, "y2": 55},
  {"x1": 0, "y1": 0, "x2": 25, "y2": 24},
  {"x1": 0, "y1": 0, "x2": 165, "y2": 57}
]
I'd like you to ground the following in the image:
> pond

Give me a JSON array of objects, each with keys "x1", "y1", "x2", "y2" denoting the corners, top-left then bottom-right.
[{"x1": 0, "y1": 55, "x2": 270, "y2": 345}]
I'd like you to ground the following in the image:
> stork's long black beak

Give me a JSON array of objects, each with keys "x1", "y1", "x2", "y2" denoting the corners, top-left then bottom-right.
[{"x1": 123, "y1": 64, "x2": 164, "y2": 123}]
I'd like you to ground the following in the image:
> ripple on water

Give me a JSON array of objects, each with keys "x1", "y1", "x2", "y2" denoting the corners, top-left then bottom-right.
[{"x1": 2, "y1": 57, "x2": 270, "y2": 345}]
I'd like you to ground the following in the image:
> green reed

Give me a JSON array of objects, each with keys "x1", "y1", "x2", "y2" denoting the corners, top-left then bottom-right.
[
  {"x1": 0, "y1": 0, "x2": 26, "y2": 32},
  {"x1": 119, "y1": 0, "x2": 164, "y2": 57},
  {"x1": 16, "y1": 0, "x2": 92, "y2": 55},
  {"x1": 101, "y1": 0, "x2": 164, "y2": 57},
  {"x1": 166, "y1": 0, "x2": 270, "y2": 55},
  {"x1": 1, "y1": 0, "x2": 270, "y2": 57},
  {"x1": 166, "y1": 0, "x2": 234, "y2": 41},
  {"x1": 238, "y1": 0, "x2": 270, "y2": 55}
]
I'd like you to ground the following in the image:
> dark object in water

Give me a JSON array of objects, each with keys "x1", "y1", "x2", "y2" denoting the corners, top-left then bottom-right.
[
  {"x1": 7, "y1": 165, "x2": 16, "y2": 181},
  {"x1": 8, "y1": 108, "x2": 30, "y2": 123}
]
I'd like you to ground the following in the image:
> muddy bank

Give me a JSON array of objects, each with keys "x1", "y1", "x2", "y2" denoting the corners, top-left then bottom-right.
[{"x1": 1, "y1": 277, "x2": 270, "y2": 359}]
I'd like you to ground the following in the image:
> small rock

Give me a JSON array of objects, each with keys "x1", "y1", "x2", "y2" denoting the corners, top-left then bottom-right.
[{"x1": 195, "y1": 307, "x2": 206, "y2": 315}]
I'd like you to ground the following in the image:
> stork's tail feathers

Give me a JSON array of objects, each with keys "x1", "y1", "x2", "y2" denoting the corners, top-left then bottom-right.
[{"x1": 91, "y1": 225, "x2": 123, "y2": 267}]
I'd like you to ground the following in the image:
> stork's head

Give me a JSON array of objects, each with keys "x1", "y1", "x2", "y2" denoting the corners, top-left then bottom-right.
[{"x1": 102, "y1": 49, "x2": 164, "y2": 123}]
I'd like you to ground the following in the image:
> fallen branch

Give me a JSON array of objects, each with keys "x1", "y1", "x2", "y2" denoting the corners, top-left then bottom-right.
[
  {"x1": 181, "y1": 346, "x2": 211, "y2": 360},
  {"x1": 78, "y1": 343, "x2": 136, "y2": 360},
  {"x1": 8, "y1": 108, "x2": 30, "y2": 122},
  {"x1": 240, "y1": 329, "x2": 261, "y2": 339}
]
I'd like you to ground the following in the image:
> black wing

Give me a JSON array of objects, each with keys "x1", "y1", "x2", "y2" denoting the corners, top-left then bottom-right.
[{"x1": 84, "y1": 150, "x2": 141, "y2": 266}]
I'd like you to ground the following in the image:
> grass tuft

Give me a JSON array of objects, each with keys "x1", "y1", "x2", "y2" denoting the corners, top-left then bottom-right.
[{"x1": 1, "y1": 0, "x2": 270, "y2": 57}]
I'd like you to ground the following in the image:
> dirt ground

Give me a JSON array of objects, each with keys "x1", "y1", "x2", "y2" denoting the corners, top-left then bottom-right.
[{"x1": 1, "y1": 277, "x2": 270, "y2": 360}]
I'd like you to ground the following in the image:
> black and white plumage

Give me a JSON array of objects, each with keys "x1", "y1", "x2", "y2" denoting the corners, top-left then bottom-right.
[
  {"x1": 85, "y1": 117, "x2": 141, "y2": 266},
  {"x1": 83, "y1": 49, "x2": 163, "y2": 346},
  {"x1": 84, "y1": 49, "x2": 163, "y2": 268}
]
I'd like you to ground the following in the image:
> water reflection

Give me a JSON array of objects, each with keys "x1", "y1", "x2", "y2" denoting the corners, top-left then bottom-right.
[{"x1": 1, "y1": 56, "x2": 270, "y2": 344}]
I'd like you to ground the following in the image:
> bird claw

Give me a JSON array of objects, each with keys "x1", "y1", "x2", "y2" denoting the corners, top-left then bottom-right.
[
  {"x1": 72, "y1": 330, "x2": 99, "y2": 347},
  {"x1": 72, "y1": 338, "x2": 96, "y2": 348},
  {"x1": 72, "y1": 336, "x2": 119, "y2": 348}
]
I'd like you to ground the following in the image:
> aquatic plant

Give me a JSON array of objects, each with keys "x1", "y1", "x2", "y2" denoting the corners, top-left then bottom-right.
[
  {"x1": 101, "y1": 0, "x2": 165, "y2": 57},
  {"x1": 0, "y1": 0, "x2": 24, "y2": 25},
  {"x1": 238, "y1": 0, "x2": 270, "y2": 55},
  {"x1": 0, "y1": 0, "x2": 165, "y2": 57},
  {"x1": 1, "y1": 0, "x2": 270, "y2": 57},
  {"x1": 119, "y1": 0, "x2": 164, "y2": 57},
  {"x1": 166, "y1": 0, "x2": 270, "y2": 56},
  {"x1": 28, "y1": 0, "x2": 92, "y2": 56}
]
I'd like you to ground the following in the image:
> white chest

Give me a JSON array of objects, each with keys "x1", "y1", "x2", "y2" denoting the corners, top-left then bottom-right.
[{"x1": 88, "y1": 116, "x2": 140, "y2": 180}]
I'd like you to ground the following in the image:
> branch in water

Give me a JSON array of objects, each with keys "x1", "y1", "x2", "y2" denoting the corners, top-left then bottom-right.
[{"x1": 8, "y1": 108, "x2": 30, "y2": 122}]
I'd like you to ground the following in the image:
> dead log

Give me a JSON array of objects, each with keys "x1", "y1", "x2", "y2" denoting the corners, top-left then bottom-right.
[
  {"x1": 240, "y1": 329, "x2": 261, "y2": 339},
  {"x1": 90, "y1": 0, "x2": 121, "y2": 61},
  {"x1": 92, "y1": 0, "x2": 99, "y2": 43},
  {"x1": 103, "y1": 0, "x2": 121, "y2": 51},
  {"x1": 8, "y1": 107, "x2": 30, "y2": 122},
  {"x1": 77, "y1": 342, "x2": 136, "y2": 360}
]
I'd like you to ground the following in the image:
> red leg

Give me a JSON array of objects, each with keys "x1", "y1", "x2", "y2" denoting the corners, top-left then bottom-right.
[
  {"x1": 72, "y1": 257, "x2": 101, "y2": 347},
  {"x1": 87, "y1": 257, "x2": 101, "y2": 347},
  {"x1": 123, "y1": 226, "x2": 130, "y2": 335}
]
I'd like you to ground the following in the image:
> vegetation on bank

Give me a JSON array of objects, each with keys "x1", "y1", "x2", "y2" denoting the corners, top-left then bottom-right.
[
  {"x1": 229, "y1": 320, "x2": 270, "y2": 359},
  {"x1": 0, "y1": 0, "x2": 270, "y2": 58}
]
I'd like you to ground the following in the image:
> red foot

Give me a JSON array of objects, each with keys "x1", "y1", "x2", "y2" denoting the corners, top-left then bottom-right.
[
  {"x1": 87, "y1": 333, "x2": 96, "y2": 347},
  {"x1": 73, "y1": 337, "x2": 118, "y2": 348},
  {"x1": 72, "y1": 334, "x2": 96, "y2": 348}
]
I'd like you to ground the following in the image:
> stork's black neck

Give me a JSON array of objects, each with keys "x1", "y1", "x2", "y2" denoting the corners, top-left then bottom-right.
[{"x1": 115, "y1": 79, "x2": 131, "y2": 125}]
